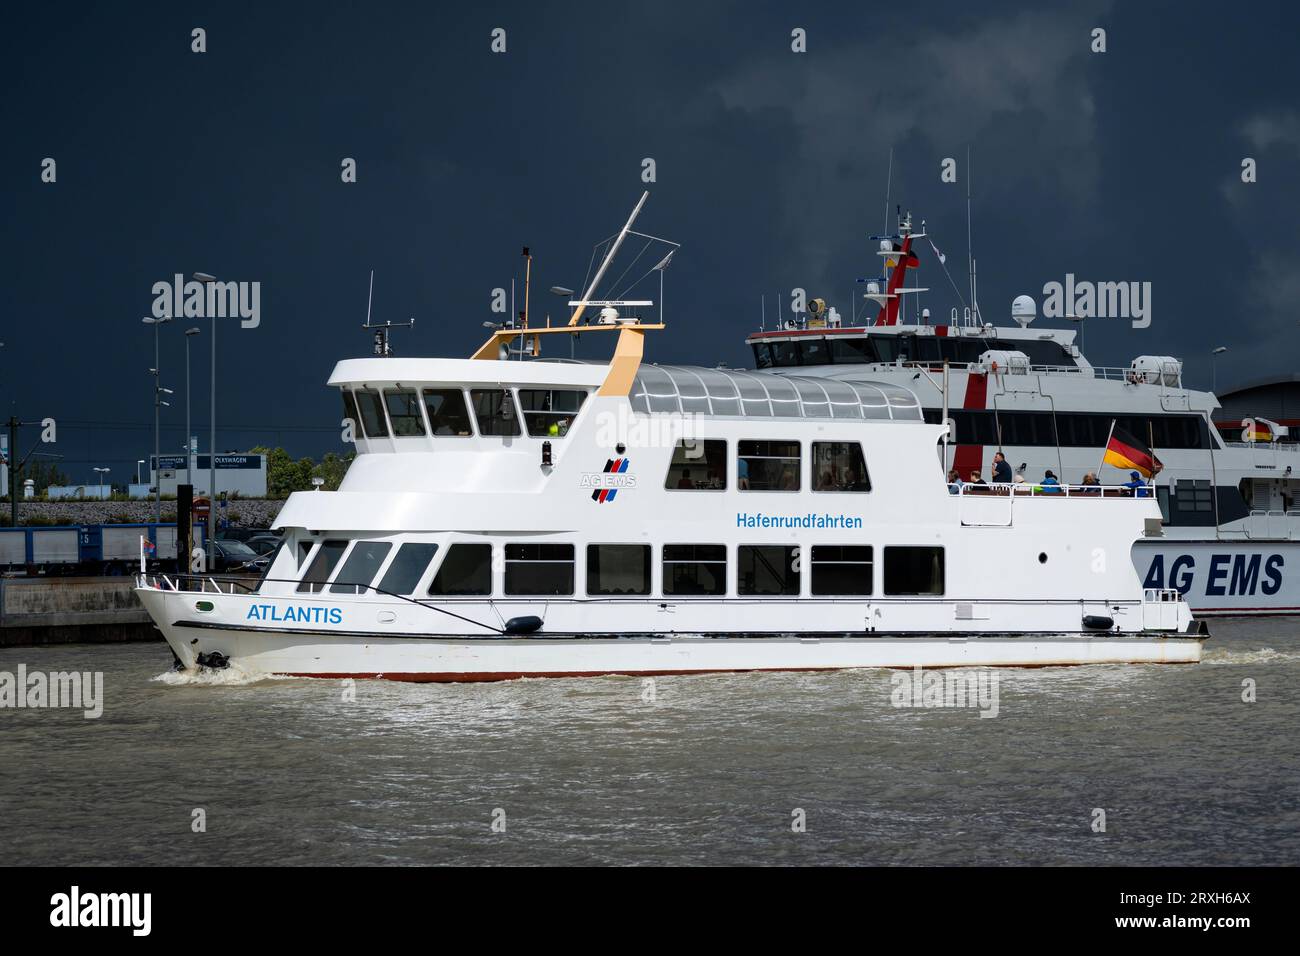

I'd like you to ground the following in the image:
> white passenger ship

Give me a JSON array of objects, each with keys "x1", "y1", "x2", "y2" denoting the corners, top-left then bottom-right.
[
  {"x1": 747, "y1": 210, "x2": 1300, "y2": 615},
  {"x1": 137, "y1": 197, "x2": 1206, "y2": 681}
]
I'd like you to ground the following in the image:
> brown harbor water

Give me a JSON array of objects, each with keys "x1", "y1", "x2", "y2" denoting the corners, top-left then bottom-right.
[{"x1": 1, "y1": 619, "x2": 1297, "y2": 866}]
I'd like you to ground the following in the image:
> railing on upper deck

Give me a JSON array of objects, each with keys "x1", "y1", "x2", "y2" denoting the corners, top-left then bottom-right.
[
  {"x1": 898, "y1": 361, "x2": 1179, "y2": 385},
  {"x1": 951, "y1": 482, "x2": 1152, "y2": 498}
]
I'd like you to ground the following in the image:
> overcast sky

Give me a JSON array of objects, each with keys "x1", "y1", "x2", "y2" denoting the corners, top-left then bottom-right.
[{"x1": 4, "y1": 1, "x2": 1299, "y2": 481}]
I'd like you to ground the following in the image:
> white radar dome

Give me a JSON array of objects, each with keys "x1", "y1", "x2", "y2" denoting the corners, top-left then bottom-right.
[{"x1": 1011, "y1": 295, "x2": 1036, "y2": 327}]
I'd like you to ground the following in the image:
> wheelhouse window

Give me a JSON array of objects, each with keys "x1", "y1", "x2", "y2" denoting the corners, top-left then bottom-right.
[
  {"x1": 384, "y1": 389, "x2": 426, "y2": 437},
  {"x1": 587, "y1": 544, "x2": 651, "y2": 596},
  {"x1": 884, "y1": 546, "x2": 945, "y2": 596},
  {"x1": 504, "y1": 543, "x2": 574, "y2": 595},
  {"x1": 739, "y1": 440, "x2": 800, "y2": 491},
  {"x1": 355, "y1": 388, "x2": 390, "y2": 438},
  {"x1": 662, "y1": 544, "x2": 726, "y2": 596},
  {"x1": 829, "y1": 338, "x2": 875, "y2": 364},
  {"x1": 428, "y1": 543, "x2": 492, "y2": 596},
  {"x1": 738, "y1": 545, "x2": 800, "y2": 596},
  {"x1": 470, "y1": 389, "x2": 521, "y2": 437},
  {"x1": 297, "y1": 539, "x2": 348, "y2": 593},
  {"x1": 1175, "y1": 479, "x2": 1213, "y2": 513},
  {"x1": 329, "y1": 541, "x2": 393, "y2": 594},
  {"x1": 811, "y1": 545, "x2": 873, "y2": 595},
  {"x1": 423, "y1": 388, "x2": 474, "y2": 436},
  {"x1": 665, "y1": 439, "x2": 727, "y2": 490},
  {"x1": 518, "y1": 389, "x2": 587, "y2": 437},
  {"x1": 377, "y1": 542, "x2": 439, "y2": 595},
  {"x1": 341, "y1": 390, "x2": 361, "y2": 437}
]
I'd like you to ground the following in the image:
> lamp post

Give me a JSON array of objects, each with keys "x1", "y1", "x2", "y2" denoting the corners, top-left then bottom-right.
[
  {"x1": 141, "y1": 316, "x2": 173, "y2": 521},
  {"x1": 184, "y1": 327, "x2": 201, "y2": 486},
  {"x1": 1211, "y1": 346, "x2": 1228, "y2": 393},
  {"x1": 92, "y1": 466, "x2": 110, "y2": 500},
  {"x1": 193, "y1": 273, "x2": 217, "y2": 566},
  {"x1": 136, "y1": 459, "x2": 145, "y2": 486}
]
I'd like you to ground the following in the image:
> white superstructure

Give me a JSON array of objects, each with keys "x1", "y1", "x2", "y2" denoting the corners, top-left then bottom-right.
[
  {"x1": 136, "y1": 197, "x2": 1206, "y2": 681},
  {"x1": 746, "y1": 210, "x2": 1300, "y2": 615}
]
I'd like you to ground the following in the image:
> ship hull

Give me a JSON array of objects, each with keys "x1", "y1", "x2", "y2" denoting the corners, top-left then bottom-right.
[
  {"x1": 152, "y1": 620, "x2": 1204, "y2": 682},
  {"x1": 1134, "y1": 539, "x2": 1300, "y2": 615}
]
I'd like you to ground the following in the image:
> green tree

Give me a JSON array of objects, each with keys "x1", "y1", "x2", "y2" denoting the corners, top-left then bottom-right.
[{"x1": 313, "y1": 452, "x2": 354, "y2": 491}]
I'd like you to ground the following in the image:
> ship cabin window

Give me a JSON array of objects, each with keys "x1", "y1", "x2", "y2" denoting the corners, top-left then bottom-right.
[
  {"x1": 883, "y1": 546, "x2": 945, "y2": 596},
  {"x1": 665, "y1": 439, "x2": 727, "y2": 490},
  {"x1": 739, "y1": 440, "x2": 801, "y2": 491},
  {"x1": 329, "y1": 541, "x2": 393, "y2": 594},
  {"x1": 297, "y1": 541, "x2": 313, "y2": 568},
  {"x1": 587, "y1": 544, "x2": 651, "y2": 595},
  {"x1": 297, "y1": 539, "x2": 348, "y2": 593},
  {"x1": 423, "y1": 388, "x2": 474, "y2": 436},
  {"x1": 1175, "y1": 479, "x2": 1214, "y2": 513},
  {"x1": 428, "y1": 543, "x2": 492, "y2": 596},
  {"x1": 753, "y1": 342, "x2": 773, "y2": 369},
  {"x1": 378, "y1": 542, "x2": 440, "y2": 595},
  {"x1": 341, "y1": 390, "x2": 361, "y2": 437},
  {"x1": 829, "y1": 338, "x2": 875, "y2": 363},
  {"x1": 504, "y1": 543, "x2": 574, "y2": 595},
  {"x1": 384, "y1": 389, "x2": 426, "y2": 437},
  {"x1": 771, "y1": 340, "x2": 801, "y2": 367},
  {"x1": 470, "y1": 389, "x2": 521, "y2": 437},
  {"x1": 355, "y1": 388, "x2": 390, "y2": 438},
  {"x1": 518, "y1": 388, "x2": 587, "y2": 438},
  {"x1": 811, "y1": 545, "x2": 873, "y2": 595},
  {"x1": 738, "y1": 545, "x2": 800, "y2": 596},
  {"x1": 662, "y1": 544, "x2": 727, "y2": 596},
  {"x1": 799, "y1": 339, "x2": 830, "y2": 365},
  {"x1": 812, "y1": 442, "x2": 871, "y2": 492}
]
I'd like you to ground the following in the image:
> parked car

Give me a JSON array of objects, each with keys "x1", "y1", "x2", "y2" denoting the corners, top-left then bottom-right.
[
  {"x1": 245, "y1": 534, "x2": 283, "y2": 557},
  {"x1": 218, "y1": 527, "x2": 272, "y2": 544},
  {"x1": 211, "y1": 539, "x2": 269, "y2": 574}
]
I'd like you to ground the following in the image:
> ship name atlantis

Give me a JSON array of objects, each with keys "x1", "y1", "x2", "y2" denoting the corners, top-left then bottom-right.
[{"x1": 151, "y1": 274, "x2": 260, "y2": 327}]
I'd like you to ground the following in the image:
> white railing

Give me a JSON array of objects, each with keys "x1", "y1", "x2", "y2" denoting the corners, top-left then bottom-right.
[{"x1": 951, "y1": 482, "x2": 1149, "y2": 498}]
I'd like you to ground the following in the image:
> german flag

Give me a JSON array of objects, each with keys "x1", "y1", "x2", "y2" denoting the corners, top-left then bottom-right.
[{"x1": 1104, "y1": 426, "x2": 1162, "y2": 478}]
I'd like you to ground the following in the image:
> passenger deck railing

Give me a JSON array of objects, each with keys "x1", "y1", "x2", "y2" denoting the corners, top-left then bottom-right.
[{"x1": 952, "y1": 482, "x2": 1151, "y2": 498}]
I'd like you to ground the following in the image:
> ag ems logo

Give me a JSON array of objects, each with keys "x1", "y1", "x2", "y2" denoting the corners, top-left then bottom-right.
[{"x1": 581, "y1": 457, "x2": 634, "y2": 503}]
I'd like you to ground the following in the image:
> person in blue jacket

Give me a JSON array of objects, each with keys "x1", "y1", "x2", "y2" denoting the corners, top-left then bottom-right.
[
  {"x1": 1122, "y1": 470, "x2": 1151, "y2": 497},
  {"x1": 1041, "y1": 469, "x2": 1062, "y2": 494}
]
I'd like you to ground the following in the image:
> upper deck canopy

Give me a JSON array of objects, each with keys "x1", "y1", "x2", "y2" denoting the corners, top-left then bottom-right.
[{"x1": 630, "y1": 364, "x2": 922, "y2": 420}]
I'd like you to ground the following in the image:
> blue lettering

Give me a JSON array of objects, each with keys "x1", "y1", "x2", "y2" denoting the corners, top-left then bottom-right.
[
  {"x1": 1263, "y1": 554, "x2": 1284, "y2": 596},
  {"x1": 329, "y1": 608, "x2": 343, "y2": 624},
  {"x1": 247, "y1": 605, "x2": 260, "y2": 620},
  {"x1": 1169, "y1": 555, "x2": 1195, "y2": 595},
  {"x1": 1206, "y1": 554, "x2": 1231, "y2": 596},
  {"x1": 1143, "y1": 555, "x2": 1165, "y2": 590},
  {"x1": 1229, "y1": 555, "x2": 1261, "y2": 596}
]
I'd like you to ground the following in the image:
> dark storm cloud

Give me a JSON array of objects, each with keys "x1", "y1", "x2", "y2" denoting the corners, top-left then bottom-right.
[{"x1": 2, "y1": 1, "x2": 1298, "y2": 479}]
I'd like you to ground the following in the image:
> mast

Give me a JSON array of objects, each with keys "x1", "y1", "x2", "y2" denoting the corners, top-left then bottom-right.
[{"x1": 568, "y1": 191, "x2": 649, "y2": 327}]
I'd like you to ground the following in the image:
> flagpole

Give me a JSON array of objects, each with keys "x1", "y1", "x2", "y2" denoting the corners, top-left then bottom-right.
[{"x1": 1098, "y1": 418, "x2": 1116, "y2": 477}]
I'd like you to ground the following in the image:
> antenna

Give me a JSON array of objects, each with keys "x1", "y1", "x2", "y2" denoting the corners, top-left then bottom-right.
[
  {"x1": 883, "y1": 147, "x2": 894, "y2": 236},
  {"x1": 361, "y1": 271, "x2": 415, "y2": 356},
  {"x1": 966, "y1": 145, "x2": 980, "y2": 325}
]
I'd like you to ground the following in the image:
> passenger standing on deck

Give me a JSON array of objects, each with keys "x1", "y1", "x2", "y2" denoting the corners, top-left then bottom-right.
[
  {"x1": 1041, "y1": 470, "x2": 1062, "y2": 494},
  {"x1": 947, "y1": 469, "x2": 963, "y2": 494},
  {"x1": 992, "y1": 452, "x2": 1013, "y2": 485}
]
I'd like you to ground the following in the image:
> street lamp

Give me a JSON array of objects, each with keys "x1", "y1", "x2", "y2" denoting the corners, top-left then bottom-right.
[
  {"x1": 92, "y1": 466, "x2": 110, "y2": 500},
  {"x1": 142, "y1": 316, "x2": 173, "y2": 521},
  {"x1": 193, "y1": 273, "x2": 218, "y2": 566},
  {"x1": 136, "y1": 459, "x2": 145, "y2": 486},
  {"x1": 185, "y1": 327, "x2": 201, "y2": 486},
  {"x1": 1211, "y1": 346, "x2": 1228, "y2": 393}
]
